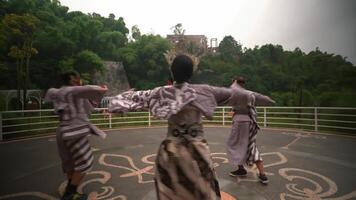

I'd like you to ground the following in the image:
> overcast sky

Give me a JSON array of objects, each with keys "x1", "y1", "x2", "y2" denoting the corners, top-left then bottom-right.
[{"x1": 60, "y1": 0, "x2": 356, "y2": 65}]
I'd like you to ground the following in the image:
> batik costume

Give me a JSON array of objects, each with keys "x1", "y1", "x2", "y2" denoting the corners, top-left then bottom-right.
[
  {"x1": 45, "y1": 85, "x2": 107, "y2": 174},
  {"x1": 226, "y1": 82, "x2": 275, "y2": 167},
  {"x1": 108, "y1": 82, "x2": 251, "y2": 200}
]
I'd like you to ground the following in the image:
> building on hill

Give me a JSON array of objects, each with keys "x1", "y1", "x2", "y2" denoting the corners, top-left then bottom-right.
[
  {"x1": 166, "y1": 34, "x2": 208, "y2": 55},
  {"x1": 166, "y1": 35, "x2": 219, "y2": 55}
]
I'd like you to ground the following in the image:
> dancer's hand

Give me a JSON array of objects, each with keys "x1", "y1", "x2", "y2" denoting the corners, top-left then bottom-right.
[
  {"x1": 89, "y1": 100, "x2": 99, "y2": 107},
  {"x1": 100, "y1": 84, "x2": 108, "y2": 90}
]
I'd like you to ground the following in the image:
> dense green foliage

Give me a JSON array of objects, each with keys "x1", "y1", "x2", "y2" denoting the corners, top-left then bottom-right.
[
  {"x1": 0, "y1": 0, "x2": 129, "y2": 89},
  {"x1": 0, "y1": 0, "x2": 355, "y2": 107},
  {"x1": 117, "y1": 34, "x2": 172, "y2": 89},
  {"x1": 193, "y1": 36, "x2": 356, "y2": 106}
]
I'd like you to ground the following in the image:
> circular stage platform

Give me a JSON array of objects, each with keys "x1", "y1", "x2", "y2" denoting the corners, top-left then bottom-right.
[{"x1": 0, "y1": 127, "x2": 355, "y2": 200}]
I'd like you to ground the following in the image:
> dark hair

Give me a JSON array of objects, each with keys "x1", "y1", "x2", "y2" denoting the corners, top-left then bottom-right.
[
  {"x1": 61, "y1": 70, "x2": 80, "y2": 86},
  {"x1": 233, "y1": 76, "x2": 246, "y2": 85},
  {"x1": 170, "y1": 54, "x2": 193, "y2": 83}
]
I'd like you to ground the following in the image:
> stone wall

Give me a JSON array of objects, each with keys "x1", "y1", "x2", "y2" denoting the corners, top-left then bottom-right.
[{"x1": 93, "y1": 61, "x2": 131, "y2": 96}]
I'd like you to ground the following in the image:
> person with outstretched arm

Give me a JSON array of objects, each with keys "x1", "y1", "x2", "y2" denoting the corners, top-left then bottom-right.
[
  {"x1": 226, "y1": 76, "x2": 275, "y2": 184},
  {"x1": 45, "y1": 71, "x2": 107, "y2": 200},
  {"x1": 108, "y1": 55, "x2": 268, "y2": 199}
]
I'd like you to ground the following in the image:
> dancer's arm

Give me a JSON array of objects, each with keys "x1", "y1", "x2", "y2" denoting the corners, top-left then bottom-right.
[
  {"x1": 253, "y1": 92, "x2": 275, "y2": 106},
  {"x1": 71, "y1": 85, "x2": 108, "y2": 101},
  {"x1": 209, "y1": 82, "x2": 251, "y2": 106},
  {"x1": 44, "y1": 88, "x2": 58, "y2": 103}
]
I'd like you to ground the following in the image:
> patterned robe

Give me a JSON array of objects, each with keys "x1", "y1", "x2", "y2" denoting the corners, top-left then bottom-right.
[
  {"x1": 109, "y1": 82, "x2": 251, "y2": 200},
  {"x1": 45, "y1": 85, "x2": 107, "y2": 173},
  {"x1": 226, "y1": 83, "x2": 275, "y2": 166}
]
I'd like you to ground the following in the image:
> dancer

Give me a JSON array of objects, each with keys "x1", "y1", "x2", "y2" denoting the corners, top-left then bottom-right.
[
  {"x1": 226, "y1": 76, "x2": 275, "y2": 184},
  {"x1": 45, "y1": 71, "x2": 107, "y2": 200},
  {"x1": 108, "y1": 54, "x2": 263, "y2": 200}
]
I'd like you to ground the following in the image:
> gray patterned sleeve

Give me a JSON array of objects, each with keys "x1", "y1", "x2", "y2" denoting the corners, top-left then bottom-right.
[
  {"x1": 208, "y1": 86, "x2": 233, "y2": 105},
  {"x1": 44, "y1": 88, "x2": 66, "y2": 114},
  {"x1": 71, "y1": 85, "x2": 107, "y2": 101},
  {"x1": 253, "y1": 92, "x2": 275, "y2": 106},
  {"x1": 44, "y1": 88, "x2": 57, "y2": 103},
  {"x1": 108, "y1": 89, "x2": 153, "y2": 113},
  {"x1": 209, "y1": 85, "x2": 251, "y2": 106}
]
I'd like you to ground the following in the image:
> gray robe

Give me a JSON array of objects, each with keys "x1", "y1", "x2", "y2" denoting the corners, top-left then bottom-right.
[
  {"x1": 226, "y1": 83, "x2": 275, "y2": 167},
  {"x1": 45, "y1": 85, "x2": 107, "y2": 173},
  {"x1": 108, "y1": 82, "x2": 251, "y2": 200}
]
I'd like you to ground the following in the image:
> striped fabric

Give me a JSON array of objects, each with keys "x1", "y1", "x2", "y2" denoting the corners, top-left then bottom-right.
[
  {"x1": 59, "y1": 123, "x2": 100, "y2": 173},
  {"x1": 228, "y1": 83, "x2": 273, "y2": 166},
  {"x1": 65, "y1": 134, "x2": 93, "y2": 173},
  {"x1": 59, "y1": 123, "x2": 106, "y2": 140},
  {"x1": 109, "y1": 83, "x2": 197, "y2": 120},
  {"x1": 108, "y1": 89, "x2": 152, "y2": 113},
  {"x1": 60, "y1": 124, "x2": 91, "y2": 140},
  {"x1": 58, "y1": 123, "x2": 104, "y2": 173},
  {"x1": 45, "y1": 85, "x2": 107, "y2": 174},
  {"x1": 155, "y1": 137, "x2": 221, "y2": 200},
  {"x1": 245, "y1": 105, "x2": 262, "y2": 165}
]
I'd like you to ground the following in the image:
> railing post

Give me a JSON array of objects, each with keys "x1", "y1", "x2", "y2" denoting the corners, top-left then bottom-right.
[
  {"x1": 263, "y1": 107, "x2": 267, "y2": 128},
  {"x1": 0, "y1": 113, "x2": 3, "y2": 141},
  {"x1": 314, "y1": 107, "x2": 318, "y2": 132},
  {"x1": 148, "y1": 111, "x2": 151, "y2": 127},
  {"x1": 222, "y1": 107, "x2": 225, "y2": 126},
  {"x1": 109, "y1": 113, "x2": 112, "y2": 129}
]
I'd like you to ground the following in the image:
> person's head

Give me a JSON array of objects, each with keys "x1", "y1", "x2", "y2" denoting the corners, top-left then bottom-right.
[
  {"x1": 170, "y1": 54, "x2": 194, "y2": 84},
  {"x1": 232, "y1": 76, "x2": 246, "y2": 87},
  {"x1": 61, "y1": 70, "x2": 81, "y2": 86}
]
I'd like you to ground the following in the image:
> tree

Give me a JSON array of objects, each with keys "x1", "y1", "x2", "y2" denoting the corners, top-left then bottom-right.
[
  {"x1": 0, "y1": 0, "x2": 7, "y2": 17},
  {"x1": 0, "y1": 0, "x2": 131, "y2": 90},
  {"x1": 74, "y1": 50, "x2": 104, "y2": 83},
  {"x1": 131, "y1": 25, "x2": 141, "y2": 41},
  {"x1": 96, "y1": 31, "x2": 127, "y2": 60},
  {"x1": 120, "y1": 34, "x2": 172, "y2": 89},
  {"x1": 100, "y1": 14, "x2": 129, "y2": 34},
  {"x1": 1, "y1": 0, "x2": 355, "y2": 107},
  {"x1": 171, "y1": 23, "x2": 185, "y2": 35},
  {"x1": 170, "y1": 23, "x2": 189, "y2": 53},
  {"x1": 218, "y1": 36, "x2": 242, "y2": 61},
  {"x1": 2, "y1": 13, "x2": 39, "y2": 109}
]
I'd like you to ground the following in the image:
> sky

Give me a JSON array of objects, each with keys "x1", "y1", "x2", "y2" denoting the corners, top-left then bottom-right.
[{"x1": 60, "y1": 0, "x2": 356, "y2": 65}]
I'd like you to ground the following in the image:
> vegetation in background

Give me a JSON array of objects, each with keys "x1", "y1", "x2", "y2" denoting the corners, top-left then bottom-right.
[
  {"x1": 0, "y1": 0, "x2": 355, "y2": 107},
  {"x1": 194, "y1": 37, "x2": 356, "y2": 106}
]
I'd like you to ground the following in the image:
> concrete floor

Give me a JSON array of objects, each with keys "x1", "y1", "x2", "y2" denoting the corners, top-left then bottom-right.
[{"x1": 0, "y1": 126, "x2": 355, "y2": 200}]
